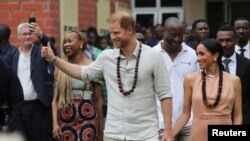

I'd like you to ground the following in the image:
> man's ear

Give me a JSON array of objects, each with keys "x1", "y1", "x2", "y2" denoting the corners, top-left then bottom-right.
[{"x1": 127, "y1": 26, "x2": 134, "y2": 35}]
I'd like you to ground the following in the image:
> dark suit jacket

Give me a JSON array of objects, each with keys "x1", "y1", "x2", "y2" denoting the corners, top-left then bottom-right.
[
  {"x1": 6, "y1": 35, "x2": 55, "y2": 107},
  {"x1": 0, "y1": 59, "x2": 24, "y2": 130},
  {"x1": 0, "y1": 43, "x2": 16, "y2": 64},
  {"x1": 186, "y1": 41, "x2": 198, "y2": 50},
  {"x1": 235, "y1": 53, "x2": 250, "y2": 124}
]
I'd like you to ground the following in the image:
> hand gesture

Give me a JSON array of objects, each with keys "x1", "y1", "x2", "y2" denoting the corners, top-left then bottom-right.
[{"x1": 41, "y1": 42, "x2": 56, "y2": 63}]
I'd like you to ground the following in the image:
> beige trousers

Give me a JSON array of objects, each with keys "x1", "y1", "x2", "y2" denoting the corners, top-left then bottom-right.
[{"x1": 104, "y1": 134, "x2": 159, "y2": 141}]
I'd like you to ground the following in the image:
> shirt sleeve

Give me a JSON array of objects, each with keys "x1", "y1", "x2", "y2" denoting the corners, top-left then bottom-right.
[
  {"x1": 81, "y1": 52, "x2": 105, "y2": 82},
  {"x1": 153, "y1": 51, "x2": 172, "y2": 100}
]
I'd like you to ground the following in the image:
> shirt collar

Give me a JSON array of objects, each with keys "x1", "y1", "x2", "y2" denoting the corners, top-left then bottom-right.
[
  {"x1": 235, "y1": 42, "x2": 250, "y2": 51},
  {"x1": 18, "y1": 44, "x2": 34, "y2": 55},
  {"x1": 114, "y1": 40, "x2": 141, "y2": 59},
  {"x1": 158, "y1": 40, "x2": 188, "y2": 54},
  {"x1": 222, "y1": 52, "x2": 236, "y2": 62}
]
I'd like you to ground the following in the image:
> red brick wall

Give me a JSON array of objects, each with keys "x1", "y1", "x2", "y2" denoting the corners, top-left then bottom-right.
[
  {"x1": 0, "y1": 0, "x2": 60, "y2": 48},
  {"x1": 0, "y1": 0, "x2": 131, "y2": 48},
  {"x1": 78, "y1": 0, "x2": 130, "y2": 31},
  {"x1": 79, "y1": 0, "x2": 97, "y2": 31}
]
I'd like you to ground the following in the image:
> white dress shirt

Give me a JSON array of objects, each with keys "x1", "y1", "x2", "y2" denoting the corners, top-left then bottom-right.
[
  {"x1": 154, "y1": 41, "x2": 197, "y2": 129},
  {"x1": 18, "y1": 47, "x2": 38, "y2": 101},
  {"x1": 235, "y1": 42, "x2": 250, "y2": 59},
  {"x1": 81, "y1": 41, "x2": 172, "y2": 140},
  {"x1": 222, "y1": 52, "x2": 237, "y2": 75}
]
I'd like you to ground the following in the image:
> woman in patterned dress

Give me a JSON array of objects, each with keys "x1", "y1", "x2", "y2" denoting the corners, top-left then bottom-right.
[{"x1": 52, "y1": 31, "x2": 103, "y2": 141}]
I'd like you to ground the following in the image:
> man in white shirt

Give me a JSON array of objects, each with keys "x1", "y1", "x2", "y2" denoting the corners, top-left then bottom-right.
[
  {"x1": 233, "y1": 17, "x2": 250, "y2": 59},
  {"x1": 154, "y1": 17, "x2": 197, "y2": 141},
  {"x1": 7, "y1": 22, "x2": 56, "y2": 141},
  {"x1": 41, "y1": 11, "x2": 173, "y2": 141}
]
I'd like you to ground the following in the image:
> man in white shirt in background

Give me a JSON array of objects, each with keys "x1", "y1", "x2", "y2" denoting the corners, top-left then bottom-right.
[{"x1": 154, "y1": 17, "x2": 198, "y2": 141}]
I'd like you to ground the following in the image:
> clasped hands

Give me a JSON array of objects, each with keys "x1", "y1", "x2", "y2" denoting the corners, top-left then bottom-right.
[{"x1": 160, "y1": 130, "x2": 173, "y2": 141}]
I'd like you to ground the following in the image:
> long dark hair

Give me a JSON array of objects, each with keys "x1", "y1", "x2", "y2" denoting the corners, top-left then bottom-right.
[{"x1": 199, "y1": 38, "x2": 224, "y2": 71}]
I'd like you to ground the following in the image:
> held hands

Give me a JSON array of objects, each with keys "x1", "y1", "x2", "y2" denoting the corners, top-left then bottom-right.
[
  {"x1": 41, "y1": 42, "x2": 56, "y2": 63},
  {"x1": 160, "y1": 129, "x2": 173, "y2": 141}
]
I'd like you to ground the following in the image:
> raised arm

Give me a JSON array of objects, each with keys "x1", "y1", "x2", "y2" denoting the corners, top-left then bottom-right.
[
  {"x1": 172, "y1": 74, "x2": 193, "y2": 136},
  {"x1": 29, "y1": 22, "x2": 57, "y2": 55},
  {"x1": 41, "y1": 42, "x2": 82, "y2": 79}
]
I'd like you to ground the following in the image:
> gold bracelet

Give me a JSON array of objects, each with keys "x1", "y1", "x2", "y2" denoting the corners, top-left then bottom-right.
[{"x1": 50, "y1": 56, "x2": 57, "y2": 64}]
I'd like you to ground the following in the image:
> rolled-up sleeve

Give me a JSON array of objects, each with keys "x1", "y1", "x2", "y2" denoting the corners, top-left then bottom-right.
[
  {"x1": 153, "y1": 52, "x2": 172, "y2": 100},
  {"x1": 81, "y1": 54, "x2": 104, "y2": 82}
]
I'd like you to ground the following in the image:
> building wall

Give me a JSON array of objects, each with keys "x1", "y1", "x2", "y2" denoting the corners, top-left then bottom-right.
[
  {"x1": 97, "y1": 0, "x2": 110, "y2": 36},
  {"x1": 79, "y1": 0, "x2": 97, "y2": 30},
  {"x1": 0, "y1": 0, "x2": 60, "y2": 47},
  {"x1": 97, "y1": 0, "x2": 130, "y2": 36},
  {"x1": 0, "y1": 0, "x2": 157, "y2": 49},
  {"x1": 184, "y1": 0, "x2": 206, "y2": 25},
  {"x1": 110, "y1": 0, "x2": 130, "y2": 13}
]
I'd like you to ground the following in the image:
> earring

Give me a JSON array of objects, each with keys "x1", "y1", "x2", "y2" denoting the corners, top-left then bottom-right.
[
  {"x1": 80, "y1": 44, "x2": 83, "y2": 49},
  {"x1": 213, "y1": 58, "x2": 216, "y2": 62}
]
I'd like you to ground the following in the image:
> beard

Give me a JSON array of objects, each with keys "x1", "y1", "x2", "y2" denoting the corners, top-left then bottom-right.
[
  {"x1": 237, "y1": 34, "x2": 248, "y2": 45},
  {"x1": 113, "y1": 38, "x2": 129, "y2": 49}
]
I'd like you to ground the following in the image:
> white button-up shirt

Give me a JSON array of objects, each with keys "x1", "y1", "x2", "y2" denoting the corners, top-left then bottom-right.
[
  {"x1": 81, "y1": 41, "x2": 172, "y2": 140},
  {"x1": 154, "y1": 41, "x2": 197, "y2": 128},
  {"x1": 18, "y1": 47, "x2": 38, "y2": 101},
  {"x1": 222, "y1": 52, "x2": 237, "y2": 75}
]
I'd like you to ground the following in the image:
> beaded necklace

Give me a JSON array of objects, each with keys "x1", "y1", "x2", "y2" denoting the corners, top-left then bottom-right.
[
  {"x1": 201, "y1": 69, "x2": 223, "y2": 109},
  {"x1": 116, "y1": 43, "x2": 142, "y2": 96}
]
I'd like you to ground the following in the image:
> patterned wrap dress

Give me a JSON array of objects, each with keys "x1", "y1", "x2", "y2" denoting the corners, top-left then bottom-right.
[{"x1": 58, "y1": 78, "x2": 99, "y2": 141}]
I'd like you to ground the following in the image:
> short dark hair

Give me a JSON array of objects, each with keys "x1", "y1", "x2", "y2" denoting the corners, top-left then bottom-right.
[
  {"x1": 217, "y1": 24, "x2": 237, "y2": 35},
  {"x1": 0, "y1": 24, "x2": 11, "y2": 43},
  {"x1": 232, "y1": 17, "x2": 250, "y2": 26},
  {"x1": 192, "y1": 19, "x2": 209, "y2": 31}
]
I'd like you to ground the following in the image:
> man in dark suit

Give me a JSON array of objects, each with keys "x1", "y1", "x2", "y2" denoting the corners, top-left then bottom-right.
[
  {"x1": 0, "y1": 59, "x2": 24, "y2": 132},
  {"x1": 216, "y1": 24, "x2": 250, "y2": 124},
  {"x1": 0, "y1": 24, "x2": 24, "y2": 133},
  {"x1": 6, "y1": 22, "x2": 56, "y2": 141},
  {"x1": 233, "y1": 17, "x2": 250, "y2": 59}
]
